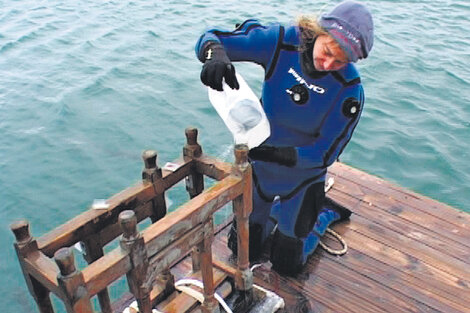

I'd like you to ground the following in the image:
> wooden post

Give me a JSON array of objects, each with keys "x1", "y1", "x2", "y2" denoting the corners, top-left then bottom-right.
[
  {"x1": 54, "y1": 247, "x2": 93, "y2": 313},
  {"x1": 199, "y1": 218, "x2": 220, "y2": 313},
  {"x1": 183, "y1": 127, "x2": 204, "y2": 198},
  {"x1": 142, "y1": 150, "x2": 167, "y2": 222},
  {"x1": 142, "y1": 151, "x2": 175, "y2": 303},
  {"x1": 232, "y1": 144, "x2": 254, "y2": 293},
  {"x1": 119, "y1": 210, "x2": 152, "y2": 313},
  {"x1": 82, "y1": 237, "x2": 112, "y2": 313},
  {"x1": 183, "y1": 127, "x2": 205, "y2": 272},
  {"x1": 11, "y1": 220, "x2": 55, "y2": 313}
]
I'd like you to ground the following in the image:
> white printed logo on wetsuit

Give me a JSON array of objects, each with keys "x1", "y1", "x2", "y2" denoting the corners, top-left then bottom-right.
[{"x1": 287, "y1": 68, "x2": 325, "y2": 94}]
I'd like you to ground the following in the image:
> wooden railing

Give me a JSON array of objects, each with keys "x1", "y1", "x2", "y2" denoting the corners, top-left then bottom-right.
[{"x1": 11, "y1": 127, "x2": 254, "y2": 313}]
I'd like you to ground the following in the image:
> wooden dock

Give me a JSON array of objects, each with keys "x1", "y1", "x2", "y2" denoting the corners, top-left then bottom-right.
[
  {"x1": 183, "y1": 162, "x2": 469, "y2": 313},
  {"x1": 11, "y1": 128, "x2": 470, "y2": 313}
]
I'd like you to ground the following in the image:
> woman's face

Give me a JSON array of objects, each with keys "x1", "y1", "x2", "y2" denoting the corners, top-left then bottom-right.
[{"x1": 312, "y1": 34, "x2": 348, "y2": 72}]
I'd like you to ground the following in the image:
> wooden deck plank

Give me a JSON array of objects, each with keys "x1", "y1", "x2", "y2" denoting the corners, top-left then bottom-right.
[
  {"x1": 328, "y1": 167, "x2": 470, "y2": 250},
  {"x1": 332, "y1": 222, "x2": 470, "y2": 306},
  {"x1": 306, "y1": 254, "x2": 441, "y2": 313},
  {"x1": 330, "y1": 187, "x2": 470, "y2": 265},
  {"x1": 329, "y1": 162, "x2": 470, "y2": 231},
  {"x1": 327, "y1": 184, "x2": 470, "y2": 278},
  {"x1": 346, "y1": 211, "x2": 470, "y2": 280},
  {"x1": 319, "y1": 246, "x2": 470, "y2": 313}
]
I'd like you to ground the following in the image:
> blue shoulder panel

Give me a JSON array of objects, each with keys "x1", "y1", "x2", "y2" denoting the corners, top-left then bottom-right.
[{"x1": 282, "y1": 25, "x2": 301, "y2": 46}]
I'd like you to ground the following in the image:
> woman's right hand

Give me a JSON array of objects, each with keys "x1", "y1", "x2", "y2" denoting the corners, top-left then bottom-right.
[{"x1": 200, "y1": 43, "x2": 239, "y2": 91}]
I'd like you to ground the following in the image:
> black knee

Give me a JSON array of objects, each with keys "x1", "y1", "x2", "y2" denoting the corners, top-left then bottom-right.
[
  {"x1": 294, "y1": 182, "x2": 325, "y2": 238},
  {"x1": 270, "y1": 230, "x2": 304, "y2": 276},
  {"x1": 227, "y1": 221, "x2": 264, "y2": 261}
]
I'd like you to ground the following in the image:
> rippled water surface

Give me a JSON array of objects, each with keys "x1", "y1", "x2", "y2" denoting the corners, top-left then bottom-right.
[{"x1": 1, "y1": 0, "x2": 469, "y2": 311}]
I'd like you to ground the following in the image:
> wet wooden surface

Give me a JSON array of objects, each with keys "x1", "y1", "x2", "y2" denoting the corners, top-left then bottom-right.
[{"x1": 117, "y1": 162, "x2": 470, "y2": 313}]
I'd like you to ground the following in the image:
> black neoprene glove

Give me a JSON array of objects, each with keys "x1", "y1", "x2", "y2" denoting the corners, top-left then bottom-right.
[
  {"x1": 200, "y1": 42, "x2": 239, "y2": 91},
  {"x1": 248, "y1": 145, "x2": 297, "y2": 167}
]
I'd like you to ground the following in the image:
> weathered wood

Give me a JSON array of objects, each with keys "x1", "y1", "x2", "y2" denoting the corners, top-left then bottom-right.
[
  {"x1": 333, "y1": 181, "x2": 470, "y2": 252},
  {"x1": 183, "y1": 128, "x2": 206, "y2": 273},
  {"x1": 184, "y1": 127, "x2": 205, "y2": 199},
  {"x1": 97, "y1": 201, "x2": 154, "y2": 248},
  {"x1": 82, "y1": 249, "x2": 131, "y2": 297},
  {"x1": 148, "y1": 223, "x2": 208, "y2": 275},
  {"x1": 23, "y1": 251, "x2": 61, "y2": 296},
  {"x1": 11, "y1": 220, "x2": 56, "y2": 313},
  {"x1": 332, "y1": 222, "x2": 470, "y2": 306},
  {"x1": 37, "y1": 182, "x2": 156, "y2": 257},
  {"x1": 211, "y1": 226, "x2": 372, "y2": 313},
  {"x1": 38, "y1": 159, "x2": 193, "y2": 257},
  {"x1": 325, "y1": 186, "x2": 470, "y2": 280},
  {"x1": 119, "y1": 211, "x2": 152, "y2": 313},
  {"x1": 156, "y1": 266, "x2": 228, "y2": 313},
  {"x1": 17, "y1": 132, "x2": 470, "y2": 313},
  {"x1": 82, "y1": 175, "x2": 243, "y2": 300},
  {"x1": 123, "y1": 161, "x2": 470, "y2": 313},
  {"x1": 320, "y1": 246, "x2": 470, "y2": 313},
  {"x1": 144, "y1": 175, "x2": 243, "y2": 257},
  {"x1": 82, "y1": 236, "x2": 112, "y2": 313},
  {"x1": 13, "y1": 134, "x2": 257, "y2": 313},
  {"x1": 329, "y1": 163, "x2": 470, "y2": 235},
  {"x1": 331, "y1": 187, "x2": 470, "y2": 264},
  {"x1": 308, "y1": 253, "x2": 441, "y2": 313},
  {"x1": 349, "y1": 211, "x2": 470, "y2": 280},
  {"x1": 54, "y1": 248, "x2": 93, "y2": 313},
  {"x1": 213, "y1": 259, "x2": 330, "y2": 313},
  {"x1": 208, "y1": 173, "x2": 470, "y2": 313},
  {"x1": 199, "y1": 220, "x2": 220, "y2": 313},
  {"x1": 195, "y1": 154, "x2": 232, "y2": 181},
  {"x1": 142, "y1": 150, "x2": 167, "y2": 222},
  {"x1": 231, "y1": 144, "x2": 253, "y2": 293},
  {"x1": 29, "y1": 276, "x2": 55, "y2": 313}
]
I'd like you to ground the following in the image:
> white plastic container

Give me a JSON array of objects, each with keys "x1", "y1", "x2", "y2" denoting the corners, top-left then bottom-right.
[{"x1": 208, "y1": 73, "x2": 270, "y2": 149}]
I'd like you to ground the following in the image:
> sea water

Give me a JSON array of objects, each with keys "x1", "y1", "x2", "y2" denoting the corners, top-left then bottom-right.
[{"x1": 0, "y1": 0, "x2": 469, "y2": 311}]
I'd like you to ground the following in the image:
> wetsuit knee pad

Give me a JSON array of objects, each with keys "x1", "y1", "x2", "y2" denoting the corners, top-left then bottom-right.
[
  {"x1": 294, "y1": 182, "x2": 325, "y2": 238},
  {"x1": 313, "y1": 197, "x2": 352, "y2": 235},
  {"x1": 270, "y1": 230, "x2": 304, "y2": 276},
  {"x1": 227, "y1": 221, "x2": 264, "y2": 261}
]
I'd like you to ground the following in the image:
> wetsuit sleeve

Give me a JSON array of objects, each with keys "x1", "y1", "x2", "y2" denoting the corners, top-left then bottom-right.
[
  {"x1": 195, "y1": 19, "x2": 280, "y2": 69},
  {"x1": 295, "y1": 85, "x2": 365, "y2": 168}
]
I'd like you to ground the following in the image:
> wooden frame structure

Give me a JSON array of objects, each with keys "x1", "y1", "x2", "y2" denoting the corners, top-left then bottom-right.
[{"x1": 11, "y1": 127, "x2": 254, "y2": 313}]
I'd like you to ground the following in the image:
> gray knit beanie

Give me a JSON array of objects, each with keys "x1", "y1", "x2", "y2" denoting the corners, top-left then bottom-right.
[{"x1": 319, "y1": 1, "x2": 374, "y2": 62}]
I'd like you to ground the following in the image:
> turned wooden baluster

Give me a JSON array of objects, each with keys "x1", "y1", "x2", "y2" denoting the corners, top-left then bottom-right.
[
  {"x1": 81, "y1": 236, "x2": 112, "y2": 313},
  {"x1": 232, "y1": 144, "x2": 254, "y2": 295},
  {"x1": 119, "y1": 210, "x2": 152, "y2": 313},
  {"x1": 183, "y1": 127, "x2": 204, "y2": 195},
  {"x1": 183, "y1": 127, "x2": 205, "y2": 272},
  {"x1": 142, "y1": 150, "x2": 167, "y2": 222},
  {"x1": 142, "y1": 151, "x2": 175, "y2": 303},
  {"x1": 199, "y1": 218, "x2": 220, "y2": 313},
  {"x1": 11, "y1": 220, "x2": 55, "y2": 313},
  {"x1": 54, "y1": 247, "x2": 93, "y2": 313}
]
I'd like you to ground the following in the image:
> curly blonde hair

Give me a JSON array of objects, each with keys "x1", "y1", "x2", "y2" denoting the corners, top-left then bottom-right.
[
  {"x1": 298, "y1": 15, "x2": 327, "y2": 40},
  {"x1": 297, "y1": 15, "x2": 343, "y2": 53}
]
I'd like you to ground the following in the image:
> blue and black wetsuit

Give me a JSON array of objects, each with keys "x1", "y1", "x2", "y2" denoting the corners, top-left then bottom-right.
[{"x1": 196, "y1": 19, "x2": 361, "y2": 274}]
